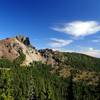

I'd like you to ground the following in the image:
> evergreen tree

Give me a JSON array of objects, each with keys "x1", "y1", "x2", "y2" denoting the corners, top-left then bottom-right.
[
  {"x1": 95, "y1": 78, "x2": 100, "y2": 100},
  {"x1": 66, "y1": 71, "x2": 75, "y2": 100}
]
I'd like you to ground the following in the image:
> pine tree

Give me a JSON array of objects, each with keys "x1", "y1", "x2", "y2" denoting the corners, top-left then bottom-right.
[
  {"x1": 96, "y1": 78, "x2": 100, "y2": 100},
  {"x1": 66, "y1": 71, "x2": 75, "y2": 100}
]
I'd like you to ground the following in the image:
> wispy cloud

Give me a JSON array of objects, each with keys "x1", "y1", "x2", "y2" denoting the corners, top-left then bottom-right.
[
  {"x1": 52, "y1": 21, "x2": 100, "y2": 37},
  {"x1": 52, "y1": 48, "x2": 75, "y2": 53},
  {"x1": 53, "y1": 47, "x2": 100, "y2": 58},
  {"x1": 80, "y1": 47, "x2": 100, "y2": 58},
  {"x1": 92, "y1": 39, "x2": 100, "y2": 43},
  {"x1": 49, "y1": 38, "x2": 73, "y2": 48}
]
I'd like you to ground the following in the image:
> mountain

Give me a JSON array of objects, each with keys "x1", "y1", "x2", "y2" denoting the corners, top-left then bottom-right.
[
  {"x1": 0, "y1": 35, "x2": 44, "y2": 65},
  {"x1": 39, "y1": 48, "x2": 100, "y2": 85},
  {"x1": 1, "y1": 35, "x2": 100, "y2": 67},
  {"x1": 0, "y1": 36, "x2": 100, "y2": 100},
  {"x1": 39, "y1": 48, "x2": 100, "y2": 71},
  {"x1": 0, "y1": 36, "x2": 100, "y2": 80}
]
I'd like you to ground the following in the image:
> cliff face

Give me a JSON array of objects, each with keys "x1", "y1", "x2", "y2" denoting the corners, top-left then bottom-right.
[{"x1": 0, "y1": 36, "x2": 44, "y2": 65}]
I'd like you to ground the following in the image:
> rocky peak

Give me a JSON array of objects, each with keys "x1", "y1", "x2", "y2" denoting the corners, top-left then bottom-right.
[
  {"x1": 16, "y1": 35, "x2": 30, "y2": 46},
  {"x1": 39, "y1": 48, "x2": 54, "y2": 55},
  {"x1": 0, "y1": 36, "x2": 44, "y2": 65}
]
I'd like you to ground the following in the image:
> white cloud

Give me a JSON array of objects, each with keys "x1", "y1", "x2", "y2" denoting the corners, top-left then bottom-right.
[
  {"x1": 92, "y1": 39, "x2": 100, "y2": 43},
  {"x1": 52, "y1": 47, "x2": 100, "y2": 58},
  {"x1": 81, "y1": 47, "x2": 100, "y2": 58},
  {"x1": 52, "y1": 48, "x2": 74, "y2": 52},
  {"x1": 52, "y1": 21, "x2": 100, "y2": 37},
  {"x1": 49, "y1": 38, "x2": 73, "y2": 48}
]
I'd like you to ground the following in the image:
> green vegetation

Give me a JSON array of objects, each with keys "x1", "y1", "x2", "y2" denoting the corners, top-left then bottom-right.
[
  {"x1": 53, "y1": 52, "x2": 100, "y2": 71},
  {"x1": 0, "y1": 52, "x2": 100, "y2": 100},
  {"x1": 0, "y1": 59, "x2": 13, "y2": 68},
  {"x1": 13, "y1": 50, "x2": 26, "y2": 65}
]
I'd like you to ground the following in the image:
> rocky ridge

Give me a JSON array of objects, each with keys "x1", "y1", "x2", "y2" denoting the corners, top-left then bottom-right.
[{"x1": 0, "y1": 35, "x2": 44, "y2": 65}]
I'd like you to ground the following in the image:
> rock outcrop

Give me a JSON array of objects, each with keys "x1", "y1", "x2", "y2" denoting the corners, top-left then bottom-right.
[{"x1": 0, "y1": 35, "x2": 44, "y2": 65}]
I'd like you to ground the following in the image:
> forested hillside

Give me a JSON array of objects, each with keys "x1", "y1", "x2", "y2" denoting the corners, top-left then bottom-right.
[
  {"x1": 0, "y1": 37, "x2": 100, "y2": 100},
  {"x1": 39, "y1": 49, "x2": 100, "y2": 71},
  {"x1": 0, "y1": 50, "x2": 100, "y2": 100}
]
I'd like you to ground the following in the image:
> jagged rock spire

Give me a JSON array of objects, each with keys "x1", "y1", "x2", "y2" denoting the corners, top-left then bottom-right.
[{"x1": 16, "y1": 35, "x2": 30, "y2": 46}]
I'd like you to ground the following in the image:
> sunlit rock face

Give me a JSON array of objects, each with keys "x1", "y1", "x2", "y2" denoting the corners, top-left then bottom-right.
[{"x1": 0, "y1": 36, "x2": 44, "y2": 65}]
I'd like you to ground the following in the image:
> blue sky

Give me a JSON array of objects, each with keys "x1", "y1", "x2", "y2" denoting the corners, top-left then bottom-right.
[{"x1": 0, "y1": 0, "x2": 100, "y2": 57}]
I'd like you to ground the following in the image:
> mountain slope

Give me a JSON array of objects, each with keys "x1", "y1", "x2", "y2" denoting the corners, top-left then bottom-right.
[
  {"x1": 0, "y1": 35, "x2": 100, "y2": 67},
  {"x1": 0, "y1": 36, "x2": 44, "y2": 65},
  {"x1": 39, "y1": 49, "x2": 100, "y2": 71},
  {"x1": 0, "y1": 35, "x2": 100, "y2": 74},
  {"x1": 0, "y1": 36, "x2": 100, "y2": 100}
]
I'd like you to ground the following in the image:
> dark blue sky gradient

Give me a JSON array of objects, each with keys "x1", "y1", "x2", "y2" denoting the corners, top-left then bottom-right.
[{"x1": 0, "y1": 0, "x2": 100, "y2": 50}]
